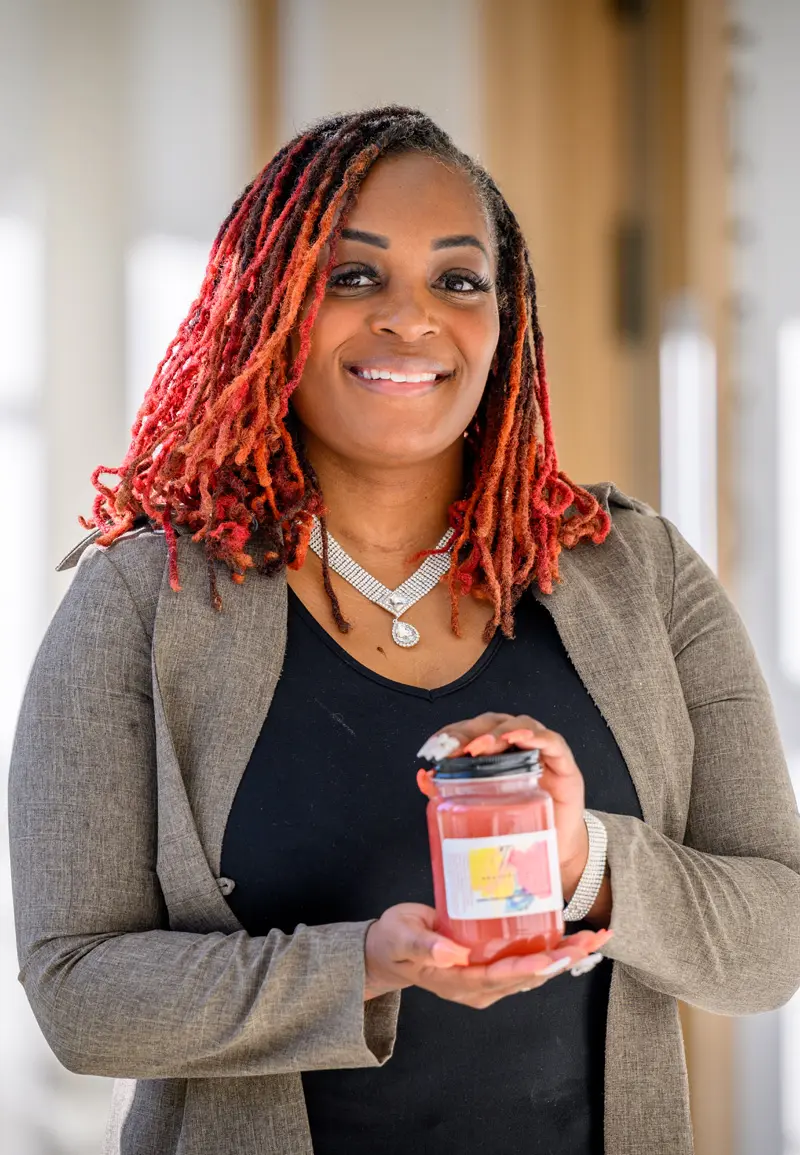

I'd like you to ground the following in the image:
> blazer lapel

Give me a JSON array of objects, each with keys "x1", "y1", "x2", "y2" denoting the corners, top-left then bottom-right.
[
  {"x1": 533, "y1": 483, "x2": 693, "y2": 839},
  {"x1": 152, "y1": 526, "x2": 288, "y2": 888}
]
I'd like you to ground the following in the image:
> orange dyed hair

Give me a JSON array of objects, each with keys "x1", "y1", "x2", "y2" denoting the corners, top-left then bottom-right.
[{"x1": 84, "y1": 106, "x2": 610, "y2": 638}]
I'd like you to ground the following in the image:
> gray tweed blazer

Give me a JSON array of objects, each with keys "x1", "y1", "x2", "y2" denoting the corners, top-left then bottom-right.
[{"x1": 9, "y1": 483, "x2": 800, "y2": 1155}]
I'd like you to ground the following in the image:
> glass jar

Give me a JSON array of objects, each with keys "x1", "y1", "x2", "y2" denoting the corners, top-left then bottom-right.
[{"x1": 418, "y1": 749, "x2": 564, "y2": 964}]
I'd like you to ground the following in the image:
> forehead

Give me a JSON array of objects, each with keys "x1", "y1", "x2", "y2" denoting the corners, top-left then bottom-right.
[{"x1": 343, "y1": 152, "x2": 491, "y2": 246}]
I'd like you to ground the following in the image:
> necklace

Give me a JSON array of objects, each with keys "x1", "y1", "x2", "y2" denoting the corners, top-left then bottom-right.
[{"x1": 307, "y1": 516, "x2": 455, "y2": 648}]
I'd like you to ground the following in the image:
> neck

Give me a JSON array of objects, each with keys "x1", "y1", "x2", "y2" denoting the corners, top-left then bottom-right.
[{"x1": 302, "y1": 435, "x2": 464, "y2": 562}]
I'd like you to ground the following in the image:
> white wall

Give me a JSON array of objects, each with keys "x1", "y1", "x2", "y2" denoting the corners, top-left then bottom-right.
[
  {"x1": 0, "y1": 2, "x2": 251, "y2": 1151},
  {"x1": 279, "y1": 0, "x2": 484, "y2": 159},
  {"x1": 728, "y1": 3, "x2": 800, "y2": 1154}
]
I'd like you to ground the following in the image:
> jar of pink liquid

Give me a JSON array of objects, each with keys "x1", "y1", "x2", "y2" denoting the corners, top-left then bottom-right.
[{"x1": 418, "y1": 749, "x2": 564, "y2": 964}]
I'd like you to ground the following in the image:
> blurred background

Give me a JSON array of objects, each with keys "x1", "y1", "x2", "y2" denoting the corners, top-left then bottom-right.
[{"x1": 1, "y1": 0, "x2": 798, "y2": 1152}]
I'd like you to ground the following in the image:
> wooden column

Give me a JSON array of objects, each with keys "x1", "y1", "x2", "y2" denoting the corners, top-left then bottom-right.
[
  {"x1": 483, "y1": 0, "x2": 646, "y2": 499},
  {"x1": 484, "y1": 3, "x2": 734, "y2": 1153},
  {"x1": 249, "y1": 0, "x2": 280, "y2": 170}
]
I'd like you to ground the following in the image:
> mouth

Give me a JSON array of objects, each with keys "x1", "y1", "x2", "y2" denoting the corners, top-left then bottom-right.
[{"x1": 344, "y1": 362, "x2": 454, "y2": 397}]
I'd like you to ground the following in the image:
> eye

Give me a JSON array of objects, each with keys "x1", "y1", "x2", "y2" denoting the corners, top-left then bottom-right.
[
  {"x1": 438, "y1": 270, "x2": 494, "y2": 295},
  {"x1": 327, "y1": 263, "x2": 380, "y2": 291}
]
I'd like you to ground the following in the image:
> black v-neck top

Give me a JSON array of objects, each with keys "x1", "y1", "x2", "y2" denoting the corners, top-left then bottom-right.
[{"x1": 221, "y1": 588, "x2": 643, "y2": 1155}]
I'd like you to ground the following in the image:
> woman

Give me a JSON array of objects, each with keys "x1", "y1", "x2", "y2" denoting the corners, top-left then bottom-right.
[{"x1": 9, "y1": 106, "x2": 800, "y2": 1155}]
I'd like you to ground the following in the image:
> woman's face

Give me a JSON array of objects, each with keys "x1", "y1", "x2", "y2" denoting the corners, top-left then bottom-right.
[{"x1": 289, "y1": 152, "x2": 500, "y2": 468}]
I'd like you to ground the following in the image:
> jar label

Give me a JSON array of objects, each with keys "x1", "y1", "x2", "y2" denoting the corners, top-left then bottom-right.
[{"x1": 441, "y1": 830, "x2": 563, "y2": 921}]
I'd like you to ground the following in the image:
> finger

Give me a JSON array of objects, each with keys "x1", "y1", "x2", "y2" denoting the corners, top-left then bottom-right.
[
  {"x1": 558, "y1": 928, "x2": 613, "y2": 953},
  {"x1": 461, "y1": 717, "x2": 546, "y2": 758},
  {"x1": 462, "y1": 716, "x2": 546, "y2": 757},
  {"x1": 392, "y1": 925, "x2": 472, "y2": 969},
  {"x1": 417, "y1": 714, "x2": 513, "y2": 759},
  {"x1": 494, "y1": 717, "x2": 547, "y2": 737},
  {"x1": 428, "y1": 951, "x2": 573, "y2": 1007},
  {"x1": 417, "y1": 944, "x2": 584, "y2": 1006},
  {"x1": 462, "y1": 733, "x2": 502, "y2": 756},
  {"x1": 485, "y1": 946, "x2": 583, "y2": 984},
  {"x1": 477, "y1": 718, "x2": 578, "y2": 773},
  {"x1": 463, "y1": 723, "x2": 544, "y2": 758},
  {"x1": 498, "y1": 728, "x2": 578, "y2": 777},
  {"x1": 497, "y1": 726, "x2": 544, "y2": 749}
]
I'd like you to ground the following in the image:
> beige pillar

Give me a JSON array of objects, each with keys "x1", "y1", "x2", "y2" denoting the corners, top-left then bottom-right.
[
  {"x1": 484, "y1": 3, "x2": 735, "y2": 1153},
  {"x1": 483, "y1": 0, "x2": 647, "y2": 500},
  {"x1": 42, "y1": 0, "x2": 128, "y2": 609}
]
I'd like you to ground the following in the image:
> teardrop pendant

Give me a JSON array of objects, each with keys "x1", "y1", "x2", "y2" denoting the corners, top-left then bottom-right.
[{"x1": 391, "y1": 618, "x2": 420, "y2": 648}]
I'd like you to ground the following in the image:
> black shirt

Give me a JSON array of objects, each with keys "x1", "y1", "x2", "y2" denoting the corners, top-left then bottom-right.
[{"x1": 221, "y1": 587, "x2": 643, "y2": 1155}]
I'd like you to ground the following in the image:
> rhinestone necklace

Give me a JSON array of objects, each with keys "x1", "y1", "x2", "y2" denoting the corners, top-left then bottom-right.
[{"x1": 307, "y1": 516, "x2": 455, "y2": 648}]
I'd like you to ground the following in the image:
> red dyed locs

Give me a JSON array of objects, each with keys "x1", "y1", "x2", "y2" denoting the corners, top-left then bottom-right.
[{"x1": 82, "y1": 106, "x2": 610, "y2": 638}]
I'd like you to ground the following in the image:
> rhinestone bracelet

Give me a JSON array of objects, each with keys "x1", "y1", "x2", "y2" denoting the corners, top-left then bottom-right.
[{"x1": 563, "y1": 811, "x2": 608, "y2": 922}]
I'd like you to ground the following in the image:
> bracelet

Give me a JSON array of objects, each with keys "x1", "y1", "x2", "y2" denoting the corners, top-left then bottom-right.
[{"x1": 563, "y1": 811, "x2": 608, "y2": 922}]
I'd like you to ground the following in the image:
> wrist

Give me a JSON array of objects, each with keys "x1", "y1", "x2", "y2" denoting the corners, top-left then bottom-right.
[
  {"x1": 560, "y1": 821, "x2": 590, "y2": 903},
  {"x1": 363, "y1": 920, "x2": 406, "y2": 1001}
]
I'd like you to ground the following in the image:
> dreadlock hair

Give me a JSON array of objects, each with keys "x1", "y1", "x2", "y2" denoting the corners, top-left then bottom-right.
[{"x1": 84, "y1": 105, "x2": 610, "y2": 639}]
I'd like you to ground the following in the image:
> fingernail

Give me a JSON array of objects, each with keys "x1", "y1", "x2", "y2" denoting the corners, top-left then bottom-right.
[
  {"x1": 533, "y1": 955, "x2": 575, "y2": 978},
  {"x1": 570, "y1": 952, "x2": 604, "y2": 977},
  {"x1": 463, "y1": 734, "x2": 497, "y2": 756},
  {"x1": 503, "y1": 728, "x2": 538, "y2": 748},
  {"x1": 416, "y1": 768, "x2": 439, "y2": 799},
  {"x1": 431, "y1": 940, "x2": 471, "y2": 966},
  {"x1": 589, "y1": 930, "x2": 612, "y2": 950},
  {"x1": 417, "y1": 733, "x2": 461, "y2": 760}
]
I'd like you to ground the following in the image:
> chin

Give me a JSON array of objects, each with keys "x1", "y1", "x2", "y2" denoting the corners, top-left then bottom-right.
[{"x1": 345, "y1": 428, "x2": 452, "y2": 467}]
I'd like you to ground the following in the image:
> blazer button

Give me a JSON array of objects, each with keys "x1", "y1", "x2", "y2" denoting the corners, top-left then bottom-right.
[{"x1": 216, "y1": 876, "x2": 236, "y2": 896}]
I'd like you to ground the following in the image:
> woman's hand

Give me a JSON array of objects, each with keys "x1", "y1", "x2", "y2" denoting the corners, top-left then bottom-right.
[
  {"x1": 364, "y1": 903, "x2": 611, "y2": 1008},
  {"x1": 418, "y1": 713, "x2": 590, "y2": 893}
]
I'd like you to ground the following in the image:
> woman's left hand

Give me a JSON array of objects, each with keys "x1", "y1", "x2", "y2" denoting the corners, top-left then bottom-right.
[{"x1": 418, "y1": 713, "x2": 590, "y2": 893}]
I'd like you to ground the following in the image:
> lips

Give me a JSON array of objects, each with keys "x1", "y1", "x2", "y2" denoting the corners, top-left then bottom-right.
[{"x1": 344, "y1": 359, "x2": 454, "y2": 396}]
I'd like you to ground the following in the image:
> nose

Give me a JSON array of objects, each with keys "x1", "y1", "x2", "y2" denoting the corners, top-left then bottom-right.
[{"x1": 368, "y1": 286, "x2": 440, "y2": 342}]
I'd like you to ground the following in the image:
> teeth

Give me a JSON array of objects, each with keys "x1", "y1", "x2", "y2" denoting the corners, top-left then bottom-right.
[{"x1": 355, "y1": 369, "x2": 439, "y2": 383}]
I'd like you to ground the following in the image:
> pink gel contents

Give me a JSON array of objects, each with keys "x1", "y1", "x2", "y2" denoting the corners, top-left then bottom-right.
[{"x1": 426, "y1": 785, "x2": 563, "y2": 964}]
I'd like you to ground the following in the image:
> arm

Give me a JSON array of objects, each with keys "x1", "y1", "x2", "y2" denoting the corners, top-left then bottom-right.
[
  {"x1": 597, "y1": 517, "x2": 800, "y2": 1014},
  {"x1": 8, "y1": 546, "x2": 399, "y2": 1079}
]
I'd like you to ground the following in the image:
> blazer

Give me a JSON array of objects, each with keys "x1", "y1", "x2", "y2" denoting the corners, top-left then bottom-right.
[{"x1": 9, "y1": 482, "x2": 800, "y2": 1155}]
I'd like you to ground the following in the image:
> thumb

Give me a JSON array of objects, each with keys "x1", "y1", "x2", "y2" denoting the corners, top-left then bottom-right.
[
  {"x1": 428, "y1": 937, "x2": 472, "y2": 967},
  {"x1": 397, "y1": 908, "x2": 471, "y2": 968}
]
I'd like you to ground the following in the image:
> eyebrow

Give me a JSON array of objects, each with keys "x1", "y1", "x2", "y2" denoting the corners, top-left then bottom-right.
[
  {"x1": 340, "y1": 228, "x2": 390, "y2": 249},
  {"x1": 431, "y1": 234, "x2": 489, "y2": 259},
  {"x1": 339, "y1": 228, "x2": 489, "y2": 259}
]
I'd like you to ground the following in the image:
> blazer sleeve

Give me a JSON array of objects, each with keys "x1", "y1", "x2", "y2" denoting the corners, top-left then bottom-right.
[
  {"x1": 8, "y1": 546, "x2": 400, "y2": 1080},
  {"x1": 596, "y1": 516, "x2": 800, "y2": 1014}
]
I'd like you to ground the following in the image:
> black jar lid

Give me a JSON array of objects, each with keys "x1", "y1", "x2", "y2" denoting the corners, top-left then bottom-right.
[{"x1": 431, "y1": 748, "x2": 541, "y2": 780}]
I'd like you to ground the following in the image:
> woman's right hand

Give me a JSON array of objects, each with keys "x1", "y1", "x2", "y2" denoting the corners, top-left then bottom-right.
[{"x1": 364, "y1": 903, "x2": 612, "y2": 1010}]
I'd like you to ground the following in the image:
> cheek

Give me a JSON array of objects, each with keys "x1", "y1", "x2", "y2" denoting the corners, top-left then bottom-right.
[
  {"x1": 305, "y1": 298, "x2": 361, "y2": 356},
  {"x1": 458, "y1": 304, "x2": 500, "y2": 366}
]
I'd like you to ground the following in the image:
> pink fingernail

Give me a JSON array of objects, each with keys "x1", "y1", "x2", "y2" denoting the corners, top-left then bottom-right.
[
  {"x1": 431, "y1": 940, "x2": 471, "y2": 967},
  {"x1": 463, "y1": 734, "x2": 497, "y2": 756},
  {"x1": 503, "y1": 728, "x2": 538, "y2": 747}
]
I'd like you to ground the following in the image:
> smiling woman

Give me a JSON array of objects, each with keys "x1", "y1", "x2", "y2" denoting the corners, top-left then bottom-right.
[
  {"x1": 290, "y1": 154, "x2": 500, "y2": 491},
  {"x1": 77, "y1": 108, "x2": 608, "y2": 642},
  {"x1": 9, "y1": 106, "x2": 800, "y2": 1155}
]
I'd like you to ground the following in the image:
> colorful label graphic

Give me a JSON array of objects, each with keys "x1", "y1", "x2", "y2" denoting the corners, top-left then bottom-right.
[{"x1": 442, "y1": 830, "x2": 563, "y2": 920}]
